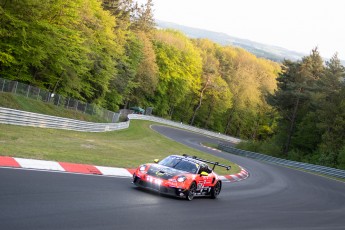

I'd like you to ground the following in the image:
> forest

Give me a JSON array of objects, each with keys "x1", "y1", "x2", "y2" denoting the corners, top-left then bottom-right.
[{"x1": 1, "y1": 0, "x2": 344, "y2": 169}]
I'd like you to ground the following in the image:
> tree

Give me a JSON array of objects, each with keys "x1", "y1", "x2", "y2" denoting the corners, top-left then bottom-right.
[
  {"x1": 270, "y1": 48, "x2": 324, "y2": 154},
  {"x1": 218, "y1": 48, "x2": 279, "y2": 139},
  {"x1": 0, "y1": 0, "x2": 122, "y2": 104},
  {"x1": 201, "y1": 75, "x2": 232, "y2": 129},
  {"x1": 130, "y1": 32, "x2": 158, "y2": 105},
  {"x1": 190, "y1": 39, "x2": 219, "y2": 125},
  {"x1": 105, "y1": 31, "x2": 143, "y2": 110},
  {"x1": 315, "y1": 54, "x2": 345, "y2": 165},
  {"x1": 131, "y1": 0, "x2": 155, "y2": 33},
  {"x1": 153, "y1": 30, "x2": 202, "y2": 118}
]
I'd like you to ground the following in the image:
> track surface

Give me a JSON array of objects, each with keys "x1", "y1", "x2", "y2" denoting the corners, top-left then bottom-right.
[{"x1": 1, "y1": 125, "x2": 345, "y2": 230}]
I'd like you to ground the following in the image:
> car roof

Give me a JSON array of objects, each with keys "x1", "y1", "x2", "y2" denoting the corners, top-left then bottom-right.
[{"x1": 170, "y1": 155, "x2": 209, "y2": 167}]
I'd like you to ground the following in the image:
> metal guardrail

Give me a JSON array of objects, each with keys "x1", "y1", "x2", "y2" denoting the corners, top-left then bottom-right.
[
  {"x1": 218, "y1": 143, "x2": 345, "y2": 179},
  {"x1": 0, "y1": 107, "x2": 241, "y2": 143},
  {"x1": 0, "y1": 107, "x2": 129, "y2": 132}
]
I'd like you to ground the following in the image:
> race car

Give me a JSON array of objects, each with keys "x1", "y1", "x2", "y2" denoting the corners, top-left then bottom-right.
[{"x1": 132, "y1": 154, "x2": 231, "y2": 200}]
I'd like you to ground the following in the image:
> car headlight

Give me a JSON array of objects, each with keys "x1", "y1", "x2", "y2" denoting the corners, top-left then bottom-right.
[
  {"x1": 139, "y1": 165, "x2": 146, "y2": 171},
  {"x1": 177, "y1": 176, "x2": 186, "y2": 182}
]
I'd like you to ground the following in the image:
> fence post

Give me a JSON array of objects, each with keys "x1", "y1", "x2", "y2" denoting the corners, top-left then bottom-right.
[
  {"x1": 14, "y1": 81, "x2": 18, "y2": 94},
  {"x1": 1, "y1": 79, "x2": 5, "y2": 92},
  {"x1": 57, "y1": 95, "x2": 60, "y2": 106},
  {"x1": 26, "y1": 85, "x2": 30, "y2": 97},
  {"x1": 37, "y1": 88, "x2": 40, "y2": 100}
]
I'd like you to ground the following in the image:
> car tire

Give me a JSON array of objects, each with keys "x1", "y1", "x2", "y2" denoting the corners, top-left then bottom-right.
[
  {"x1": 133, "y1": 174, "x2": 138, "y2": 184},
  {"x1": 210, "y1": 181, "x2": 221, "y2": 199},
  {"x1": 186, "y1": 182, "x2": 197, "y2": 201}
]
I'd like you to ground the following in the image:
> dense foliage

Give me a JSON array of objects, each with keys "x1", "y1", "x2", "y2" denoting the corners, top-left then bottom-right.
[
  {"x1": 3, "y1": 0, "x2": 344, "y2": 169},
  {"x1": 239, "y1": 49, "x2": 345, "y2": 169},
  {"x1": 0, "y1": 0, "x2": 281, "y2": 141}
]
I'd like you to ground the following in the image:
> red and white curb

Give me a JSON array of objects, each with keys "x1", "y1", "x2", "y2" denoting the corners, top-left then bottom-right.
[
  {"x1": 219, "y1": 167, "x2": 249, "y2": 182},
  {"x1": 0, "y1": 156, "x2": 133, "y2": 177},
  {"x1": 199, "y1": 143, "x2": 250, "y2": 182},
  {"x1": 0, "y1": 156, "x2": 249, "y2": 182}
]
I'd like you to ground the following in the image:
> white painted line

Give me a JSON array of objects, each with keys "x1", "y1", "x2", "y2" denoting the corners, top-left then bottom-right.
[
  {"x1": 96, "y1": 166, "x2": 132, "y2": 177},
  {"x1": 14, "y1": 158, "x2": 65, "y2": 171}
]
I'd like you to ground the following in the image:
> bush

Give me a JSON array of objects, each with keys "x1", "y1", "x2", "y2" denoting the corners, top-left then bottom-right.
[
  {"x1": 236, "y1": 139, "x2": 281, "y2": 158},
  {"x1": 337, "y1": 146, "x2": 345, "y2": 170},
  {"x1": 316, "y1": 149, "x2": 338, "y2": 168},
  {"x1": 259, "y1": 140, "x2": 281, "y2": 157},
  {"x1": 287, "y1": 149, "x2": 303, "y2": 161},
  {"x1": 236, "y1": 140, "x2": 261, "y2": 152}
]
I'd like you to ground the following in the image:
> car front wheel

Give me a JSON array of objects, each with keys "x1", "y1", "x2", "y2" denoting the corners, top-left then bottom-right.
[{"x1": 186, "y1": 182, "x2": 197, "y2": 201}]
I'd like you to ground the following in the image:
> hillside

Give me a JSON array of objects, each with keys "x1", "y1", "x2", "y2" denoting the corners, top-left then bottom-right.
[{"x1": 156, "y1": 20, "x2": 345, "y2": 64}]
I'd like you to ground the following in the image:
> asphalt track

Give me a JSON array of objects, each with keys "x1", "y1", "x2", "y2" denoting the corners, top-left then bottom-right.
[{"x1": 1, "y1": 125, "x2": 345, "y2": 230}]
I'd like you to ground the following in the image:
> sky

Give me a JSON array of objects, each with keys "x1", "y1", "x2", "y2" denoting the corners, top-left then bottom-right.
[{"x1": 139, "y1": 0, "x2": 345, "y2": 60}]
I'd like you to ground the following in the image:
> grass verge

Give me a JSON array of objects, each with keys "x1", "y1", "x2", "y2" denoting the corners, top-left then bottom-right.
[{"x1": 0, "y1": 120, "x2": 240, "y2": 175}]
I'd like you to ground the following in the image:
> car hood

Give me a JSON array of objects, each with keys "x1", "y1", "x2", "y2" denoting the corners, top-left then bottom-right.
[{"x1": 146, "y1": 164, "x2": 187, "y2": 180}]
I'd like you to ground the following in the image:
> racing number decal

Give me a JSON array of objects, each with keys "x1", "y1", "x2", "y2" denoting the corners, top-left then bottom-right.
[
  {"x1": 203, "y1": 176, "x2": 213, "y2": 187},
  {"x1": 197, "y1": 177, "x2": 210, "y2": 190}
]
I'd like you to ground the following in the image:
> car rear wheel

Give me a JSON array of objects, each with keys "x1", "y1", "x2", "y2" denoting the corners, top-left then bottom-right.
[
  {"x1": 210, "y1": 181, "x2": 221, "y2": 199},
  {"x1": 186, "y1": 182, "x2": 197, "y2": 201}
]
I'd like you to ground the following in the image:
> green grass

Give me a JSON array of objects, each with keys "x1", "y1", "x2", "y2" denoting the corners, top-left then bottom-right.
[
  {"x1": 0, "y1": 92, "x2": 106, "y2": 122},
  {"x1": 0, "y1": 121, "x2": 240, "y2": 175},
  {"x1": 0, "y1": 91, "x2": 240, "y2": 175}
]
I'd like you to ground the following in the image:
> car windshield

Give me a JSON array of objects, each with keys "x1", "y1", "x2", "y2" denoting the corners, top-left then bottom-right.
[{"x1": 158, "y1": 156, "x2": 199, "y2": 174}]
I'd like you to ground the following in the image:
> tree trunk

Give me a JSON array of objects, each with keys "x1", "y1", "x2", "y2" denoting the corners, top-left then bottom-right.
[
  {"x1": 284, "y1": 90, "x2": 301, "y2": 154},
  {"x1": 204, "y1": 102, "x2": 213, "y2": 129},
  {"x1": 224, "y1": 108, "x2": 234, "y2": 134},
  {"x1": 190, "y1": 80, "x2": 209, "y2": 125}
]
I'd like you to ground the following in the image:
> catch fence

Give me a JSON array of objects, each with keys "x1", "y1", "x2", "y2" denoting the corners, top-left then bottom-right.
[{"x1": 0, "y1": 78, "x2": 118, "y2": 123}]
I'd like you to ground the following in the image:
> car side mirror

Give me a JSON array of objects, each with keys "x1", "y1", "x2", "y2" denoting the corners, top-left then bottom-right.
[
  {"x1": 154, "y1": 159, "x2": 159, "y2": 163},
  {"x1": 200, "y1": 171, "x2": 209, "y2": 177}
]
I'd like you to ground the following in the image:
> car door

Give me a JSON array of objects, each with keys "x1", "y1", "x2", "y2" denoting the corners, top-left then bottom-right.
[{"x1": 196, "y1": 165, "x2": 213, "y2": 190}]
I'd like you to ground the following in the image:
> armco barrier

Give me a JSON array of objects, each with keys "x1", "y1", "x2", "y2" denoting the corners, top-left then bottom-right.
[
  {"x1": 0, "y1": 107, "x2": 240, "y2": 143},
  {"x1": 0, "y1": 107, "x2": 129, "y2": 132},
  {"x1": 218, "y1": 143, "x2": 345, "y2": 179}
]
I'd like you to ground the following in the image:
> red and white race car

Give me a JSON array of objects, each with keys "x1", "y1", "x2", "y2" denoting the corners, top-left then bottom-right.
[{"x1": 132, "y1": 154, "x2": 231, "y2": 200}]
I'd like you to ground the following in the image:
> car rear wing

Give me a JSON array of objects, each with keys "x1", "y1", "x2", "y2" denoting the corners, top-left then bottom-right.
[{"x1": 182, "y1": 154, "x2": 231, "y2": 171}]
